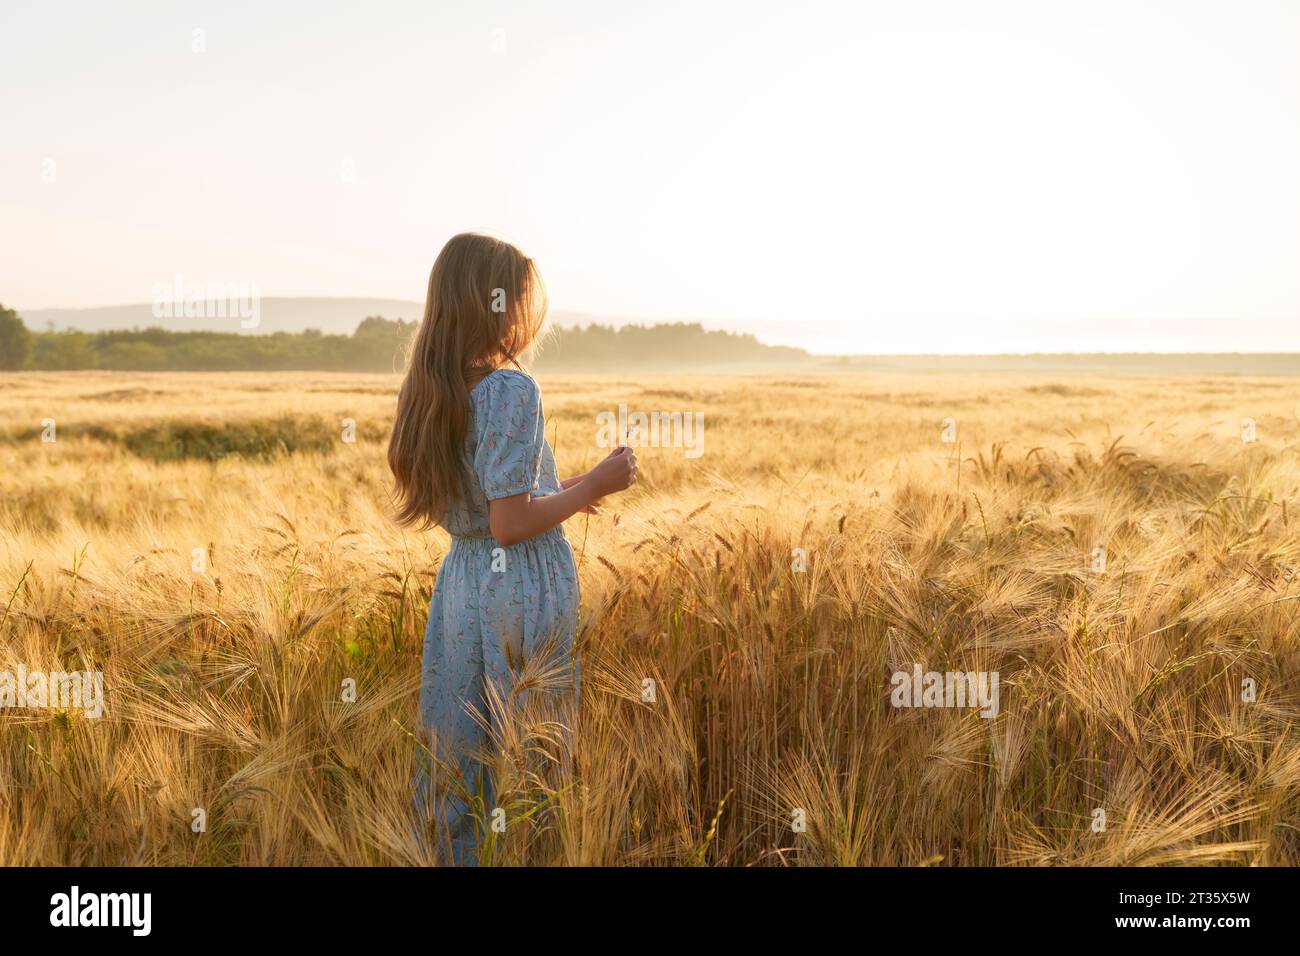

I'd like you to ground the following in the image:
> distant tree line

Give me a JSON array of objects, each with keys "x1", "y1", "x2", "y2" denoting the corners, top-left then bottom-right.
[
  {"x1": 536, "y1": 321, "x2": 807, "y2": 368},
  {"x1": 0, "y1": 306, "x2": 808, "y2": 371},
  {"x1": 0, "y1": 304, "x2": 31, "y2": 369}
]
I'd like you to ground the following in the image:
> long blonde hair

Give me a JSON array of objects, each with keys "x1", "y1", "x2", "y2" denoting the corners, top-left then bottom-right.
[{"x1": 388, "y1": 233, "x2": 548, "y2": 528}]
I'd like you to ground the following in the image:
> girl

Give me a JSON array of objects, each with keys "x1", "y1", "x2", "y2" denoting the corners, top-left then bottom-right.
[{"x1": 388, "y1": 232, "x2": 637, "y2": 864}]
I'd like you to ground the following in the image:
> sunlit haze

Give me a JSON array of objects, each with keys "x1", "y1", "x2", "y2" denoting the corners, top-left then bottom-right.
[{"x1": 3, "y1": 0, "x2": 1298, "y2": 352}]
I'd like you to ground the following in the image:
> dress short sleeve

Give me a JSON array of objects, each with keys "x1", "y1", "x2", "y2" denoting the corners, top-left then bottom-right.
[{"x1": 472, "y1": 370, "x2": 545, "y2": 500}]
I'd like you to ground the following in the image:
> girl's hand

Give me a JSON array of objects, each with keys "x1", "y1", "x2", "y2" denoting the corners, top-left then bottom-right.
[{"x1": 588, "y1": 446, "x2": 638, "y2": 496}]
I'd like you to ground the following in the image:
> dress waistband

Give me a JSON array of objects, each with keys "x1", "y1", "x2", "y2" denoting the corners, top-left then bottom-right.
[{"x1": 448, "y1": 526, "x2": 566, "y2": 545}]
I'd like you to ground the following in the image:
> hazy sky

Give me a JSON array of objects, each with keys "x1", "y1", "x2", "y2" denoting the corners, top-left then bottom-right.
[{"x1": 3, "y1": 0, "x2": 1298, "y2": 352}]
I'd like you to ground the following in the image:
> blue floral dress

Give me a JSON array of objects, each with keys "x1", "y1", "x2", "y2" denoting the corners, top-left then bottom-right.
[{"x1": 417, "y1": 368, "x2": 580, "y2": 862}]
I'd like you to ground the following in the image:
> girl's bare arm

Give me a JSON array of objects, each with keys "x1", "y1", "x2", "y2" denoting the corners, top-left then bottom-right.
[{"x1": 489, "y1": 447, "x2": 636, "y2": 547}]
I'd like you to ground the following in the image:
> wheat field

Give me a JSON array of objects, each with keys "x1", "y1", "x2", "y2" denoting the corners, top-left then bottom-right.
[{"x1": 1, "y1": 368, "x2": 1299, "y2": 866}]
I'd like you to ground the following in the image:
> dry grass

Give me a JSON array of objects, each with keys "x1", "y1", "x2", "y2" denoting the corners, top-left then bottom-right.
[{"x1": 2, "y1": 368, "x2": 1299, "y2": 865}]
